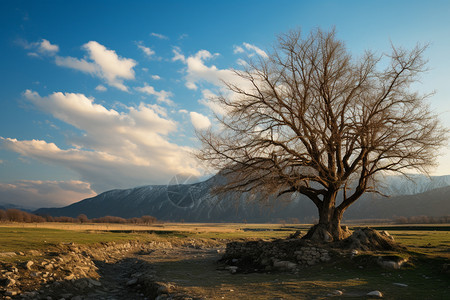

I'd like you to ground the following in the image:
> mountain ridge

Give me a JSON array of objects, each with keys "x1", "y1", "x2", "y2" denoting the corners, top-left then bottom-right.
[{"x1": 34, "y1": 174, "x2": 450, "y2": 222}]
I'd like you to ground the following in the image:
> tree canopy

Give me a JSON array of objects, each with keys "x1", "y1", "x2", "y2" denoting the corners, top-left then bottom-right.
[{"x1": 197, "y1": 28, "x2": 447, "y2": 241}]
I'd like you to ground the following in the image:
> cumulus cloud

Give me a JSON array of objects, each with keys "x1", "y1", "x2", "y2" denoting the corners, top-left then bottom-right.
[
  {"x1": 39, "y1": 39, "x2": 59, "y2": 55},
  {"x1": 150, "y1": 32, "x2": 168, "y2": 40},
  {"x1": 151, "y1": 75, "x2": 161, "y2": 80},
  {"x1": 55, "y1": 41, "x2": 136, "y2": 91},
  {"x1": 173, "y1": 48, "x2": 250, "y2": 93},
  {"x1": 136, "y1": 41, "x2": 155, "y2": 57},
  {"x1": 190, "y1": 112, "x2": 211, "y2": 130},
  {"x1": 2, "y1": 90, "x2": 202, "y2": 192},
  {"x1": 0, "y1": 180, "x2": 96, "y2": 209},
  {"x1": 198, "y1": 89, "x2": 226, "y2": 115},
  {"x1": 135, "y1": 84, "x2": 174, "y2": 105}
]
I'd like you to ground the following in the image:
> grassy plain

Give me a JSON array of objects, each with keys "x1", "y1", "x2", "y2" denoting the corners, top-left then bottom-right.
[{"x1": 1, "y1": 222, "x2": 449, "y2": 299}]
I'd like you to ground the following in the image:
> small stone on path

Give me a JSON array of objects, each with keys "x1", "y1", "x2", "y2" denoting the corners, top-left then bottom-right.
[{"x1": 367, "y1": 290, "x2": 383, "y2": 298}]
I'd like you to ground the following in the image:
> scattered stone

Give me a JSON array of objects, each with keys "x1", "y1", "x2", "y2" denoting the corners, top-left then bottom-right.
[
  {"x1": 157, "y1": 285, "x2": 169, "y2": 294},
  {"x1": 126, "y1": 278, "x2": 138, "y2": 286},
  {"x1": 288, "y1": 230, "x2": 303, "y2": 239},
  {"x1": 0, "y1": 252, "x2": 17, "y2": 257},
  {"x1": 273, "y1": 260, "x2": 297, "y2": 271},
  {"x1": 393, "y1": 283, "x2": 408, "y2": 287},
  {"x1": 367, "y1": 290, "x2": 383, "y2": 298},
  {"x1": 377, "y1": 256, "x2": 408, "y2": 269},
  {"x1": 5, "y1": 290, "x2": 18, "y2": 296},
  {"x1": 5, "y1": 278, "x2": 16, "y2": 287},
  {"x1": 64, "y1": 274, "x2": 75, "y2": 280},
  {"x1": 327, "y1": 290, "x2": 343, "y2": 296},
  {"x1": 227, "y1": 266, "x2": 238, "y2": 274},
  {"x1": 26, "y1": 260, "x2": 34, "y2": 270}
]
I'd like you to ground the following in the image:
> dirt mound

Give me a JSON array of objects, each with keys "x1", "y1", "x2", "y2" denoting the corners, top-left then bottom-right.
[{"x1": 339, "y1": 227, "x2": 404, "y2": 251}]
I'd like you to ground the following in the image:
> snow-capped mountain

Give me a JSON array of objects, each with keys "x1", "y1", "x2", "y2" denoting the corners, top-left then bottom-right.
[{"x1": 34, "y1": 174, "x2": 450, "y2": 222}]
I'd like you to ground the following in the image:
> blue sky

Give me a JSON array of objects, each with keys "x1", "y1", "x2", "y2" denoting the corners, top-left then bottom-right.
[{"x1": 0, "y1": 0, "x2": 449, "y2": 209}]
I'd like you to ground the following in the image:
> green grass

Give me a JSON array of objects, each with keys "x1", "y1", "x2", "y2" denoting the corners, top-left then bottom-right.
[{"x1": 0, "y1": 227, "x2": 160, "y2": 252}]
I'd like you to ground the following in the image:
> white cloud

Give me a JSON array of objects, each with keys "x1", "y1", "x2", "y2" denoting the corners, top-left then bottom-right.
[
  {"x1": 243, "y1": 42, "x2": 268, "y2": 58},
  {"x1": 172, "y1": 46, "x2": 186, "y2": 62},
  {"x1": 198, "y1": 89, "x2": 226, "y2": 115},
  {"x1": 150, "y1": 32, "x2": 169, "y2": 40},
  {"x1": 233, "y1": 45, "x2": 245, "y2": 54},
  {"x1": 55, "y1": 56, "x2": 97, "y2": 73},
  {"x1": 190, "y1": 112, "x2": 211, "y2": 130},
  {"x1": 135, "y1": 84, "x2": 174, "y2": 105},
  {"x1": 175, "y1": 48, "x2": 249, "y2": 93},
  {"x1": 151, "y1": 75, "x2": 161, "y2": 80},
  {"x1": 55, "y1": 41, "x2": 137, "y2": 91},
  {"x1": 0, "y1": 180, "x2": 96, "y2": 209},
  {"x1": 0, "y1": 90, "x2": 202, "y2": 192},
  {"x1": 19, "y1": 38, "x2": 59, "y2": 57},
  {"x1": 236, "y1": 58, "x2": 248, "y2": 66},
  {"x1": 95, "y1": 84, "x2": 107, "y2": 92},
  {"x1": 137, "y1": 41, "x2": 155, "y2": 57},
  {"x1": 39, "y1": 39, "x2": 59, "y2": 55},
  {"x1": 178, "y1": 109, "x2": 188, "y2": 114}
]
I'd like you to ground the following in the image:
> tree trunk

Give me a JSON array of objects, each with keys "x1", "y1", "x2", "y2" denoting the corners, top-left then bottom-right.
[{"x1": 303, "y1": 192, "x2": 351, "y2": 242}]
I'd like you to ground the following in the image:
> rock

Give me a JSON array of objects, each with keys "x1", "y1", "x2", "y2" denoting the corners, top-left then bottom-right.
[
  {"x1": 273, "y1": 260, "x2": 297, "y2": 270},
  {"x1": 126, "y1": 278, "x2": 138, "y2": 286},
  {"x1": 157, "y1": 285, "x2": 169, "y2": 294},
  {"x1": 288, "y1": 230, "x2": 303, "y2": 239},
  {"x1": 377, "y1": 256, "x2": 408, "y2": 269},
  {"x1": 393, "y1": 283, "x2": 408, "y2": 287},
  {"x1": 327, "y1": 290, "x2": 343, "y2": 296},
  {"x1": 367, "y1": 290, "x2": 383, "y2": 298},
  {"x1": 0, "y1": 252, "x2": 17, "y2": 257},
  {"x1": 6, "y1": 278, "x2": 16, "y2": 287},
  {"x1": 227, "y1": 266, "x2": 238, "y2": 274},
  {"x1": 64, "y1": 274, "x2": 75, "y2": 280},
  {"x1": 5, "y1": 290, "x2": 18, "y2": 296},
  {"x1": 26, "y1": 260, "x2": 34, "y2": 270}
]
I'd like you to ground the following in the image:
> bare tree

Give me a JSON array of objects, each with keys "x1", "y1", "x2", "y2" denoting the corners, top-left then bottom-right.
[{"x1": 197, "y1": 28, "x2": 447, "y2": 241}]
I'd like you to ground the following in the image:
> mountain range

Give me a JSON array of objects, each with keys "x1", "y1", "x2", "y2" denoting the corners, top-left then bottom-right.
[{"x1": 34, "y1": 174, "x2": 450, "y2": 222}]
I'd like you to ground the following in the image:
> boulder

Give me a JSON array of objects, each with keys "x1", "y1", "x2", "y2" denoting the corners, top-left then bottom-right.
[{"x1": 367, "y1": 290, "x2": 383, "y2": 298}]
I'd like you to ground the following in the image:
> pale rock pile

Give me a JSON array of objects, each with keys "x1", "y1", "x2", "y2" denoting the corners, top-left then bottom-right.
[{"x1": 221, "y1": 237, "x2": 334, "y2": 273}]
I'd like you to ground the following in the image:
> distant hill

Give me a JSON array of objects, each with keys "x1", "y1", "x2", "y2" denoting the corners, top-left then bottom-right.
[
  {"x1": 0, "y1": 203, "x2": 32, "y2": 212},
  {"x1": 34, "y1": 174, "x2": 450, "y2": 222}
]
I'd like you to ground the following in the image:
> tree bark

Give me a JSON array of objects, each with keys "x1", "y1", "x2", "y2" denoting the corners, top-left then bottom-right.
[{"x1": 303, "y1": 192, "x2": 351, "y2": 241}]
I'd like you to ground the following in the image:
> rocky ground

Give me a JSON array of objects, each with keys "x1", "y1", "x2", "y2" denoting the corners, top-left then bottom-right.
[
  {"x1": 1, "y1": 229, "x2": 448, "y2": 299},
  {"x1": 0, "y1": 240, "x2": 206, "y2": 300}
]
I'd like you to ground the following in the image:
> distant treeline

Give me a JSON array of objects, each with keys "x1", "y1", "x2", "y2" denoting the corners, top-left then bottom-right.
[
  {"x1": 393, "y1": 215, "x2": 450, "y2": 224},
  {"x1": 0, "y1": 209, "x2": 158, "y2": 224}
]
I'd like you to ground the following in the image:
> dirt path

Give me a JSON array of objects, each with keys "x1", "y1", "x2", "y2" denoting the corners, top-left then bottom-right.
[{"x1": 14, "y1": 254, "x2": 156, "y2": 300}]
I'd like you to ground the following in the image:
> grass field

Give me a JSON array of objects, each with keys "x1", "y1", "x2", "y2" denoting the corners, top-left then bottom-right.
[{"x1": 1, "y1": 222, "x2": 449, "y2": 299}]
